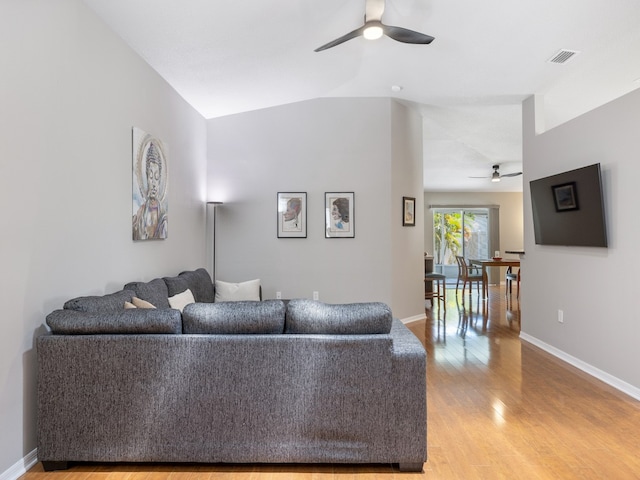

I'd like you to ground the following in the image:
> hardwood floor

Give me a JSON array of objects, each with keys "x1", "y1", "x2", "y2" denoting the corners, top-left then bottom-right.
[{"x1": 21, "y1": 286, "x2": 640, "y2": 479}]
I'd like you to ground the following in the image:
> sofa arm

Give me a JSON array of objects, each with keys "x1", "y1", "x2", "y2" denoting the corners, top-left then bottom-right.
[
  {"x1": 46, "y1": 308, "x2": 182, "y2": 334},
  {"x1": 389, "y1": 319, "x2": 427, "y2": 465}
]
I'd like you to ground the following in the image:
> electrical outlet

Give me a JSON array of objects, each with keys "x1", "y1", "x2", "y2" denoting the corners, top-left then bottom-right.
[
  {"x1": 313, "y1": 291, "x2": 319, "y2": 301},
  {"x1": 558, "y1": 309, "x2": 564, "y2": 323},
  {"x1": 276, "y1": 291, "x2": 282, "y2": 299}
]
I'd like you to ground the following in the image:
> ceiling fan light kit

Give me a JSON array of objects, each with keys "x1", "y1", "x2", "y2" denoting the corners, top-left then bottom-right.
[
  {"x1": 315, "y1": 0, "x2": 434, "y2": 52},
  {"x1": 363, "y1": 22, "x2": 384, "y2": 40}
]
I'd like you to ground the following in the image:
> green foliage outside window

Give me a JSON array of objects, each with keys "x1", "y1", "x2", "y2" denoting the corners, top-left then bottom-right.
[{"x1": 433, "y1": 211, "x2": 475, "y2": 266}]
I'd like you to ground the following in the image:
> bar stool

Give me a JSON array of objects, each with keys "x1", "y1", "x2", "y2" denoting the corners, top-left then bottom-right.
[
  {"x1": 506, "y1": 267, "x2": 521, "y2": 299},
  {"x1": 425, "y1": 272, "x2": 446, "y2": 309}
]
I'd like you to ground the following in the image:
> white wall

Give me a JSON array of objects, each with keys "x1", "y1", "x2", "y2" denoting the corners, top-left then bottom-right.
[
  {"x1": 207, "y1": 98, "x2": 424, "y2": 319},
  {"x1": 521, "y1": 91, "x2": 640, "y2": 395},
  {"x1": 0, "y1": 0, "x2": 207, "y2": 474},
  {"x1": 423, "y1": 192, "x2": 524, "y2": 258}
]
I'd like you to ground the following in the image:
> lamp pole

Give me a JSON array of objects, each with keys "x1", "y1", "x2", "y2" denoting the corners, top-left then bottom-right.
[{"x1": 206, "y1": 201, "x2": 223, "y2": 282}]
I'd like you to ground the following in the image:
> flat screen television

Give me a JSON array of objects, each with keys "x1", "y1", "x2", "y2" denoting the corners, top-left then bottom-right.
[{"x1": 529, "y1": 163, "x2": 608, "y2": 247}]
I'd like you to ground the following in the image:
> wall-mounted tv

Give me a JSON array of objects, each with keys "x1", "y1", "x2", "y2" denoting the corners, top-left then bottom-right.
[{"x1": 529, "y1": 163, "x2": 607, "y2": 247}]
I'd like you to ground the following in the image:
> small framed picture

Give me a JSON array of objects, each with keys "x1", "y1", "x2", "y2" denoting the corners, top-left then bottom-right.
[
  {"x1": 552, "y1": 182, "x2": 579, "y2": 212},
  {"x1": 277, "y1": 192, "x2": 307, "y2": 238},
  {"x1": 403, "y1": 196, "x2": 416, "y2": 226},
  {"x1": 325, "y1": 192, "x2": 354, "y2": 238}
]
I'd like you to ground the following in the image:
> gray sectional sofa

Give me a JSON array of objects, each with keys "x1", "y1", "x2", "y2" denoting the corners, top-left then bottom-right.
[{"x1": 37, "y1": 268, "x2": 427, "y2": 472}]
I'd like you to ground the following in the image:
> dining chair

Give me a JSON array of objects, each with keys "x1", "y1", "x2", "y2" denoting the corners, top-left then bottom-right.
[
  {"x1": 425, "y1": 271, "x2": 446, "y2": 309},
  {"x1": 455, "y1": 255, "x2": 484, "y2": 300},
  {"x1": 506, "y1": 267, "x2": 521, "y2": 299}
]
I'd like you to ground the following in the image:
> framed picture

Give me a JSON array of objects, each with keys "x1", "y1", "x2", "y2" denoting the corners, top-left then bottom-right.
[
  {"x1": 277, "y1": 192, "x2": 307, "y2": 238},
  {"x1": 132, "y1": 127, "x2": 168, "y2": 241},
  {"x1": 552, "y1": 182, "x2": 579, "y2": 212},
  {"x1": 403, "y1": 196, "x2": 416, "y2": 226},
  {"x1": 325, "y1": 192, "x2": 354, "y2": 238}
]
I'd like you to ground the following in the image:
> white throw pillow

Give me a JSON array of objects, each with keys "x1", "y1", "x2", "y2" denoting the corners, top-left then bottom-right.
[
  {"x1": 168, "y1": 289, "x2": 196, "y2": 312},
  {"x1": 215, "y1": 279, "x2": 261, "y2": 302},
  {"x1": 132, "y1": 296, "x2": 156, "y2": 309}
]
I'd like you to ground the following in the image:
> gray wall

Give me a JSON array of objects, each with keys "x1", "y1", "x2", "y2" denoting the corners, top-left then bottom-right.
[
  {"x1": 522, "y1": 92, "x2": 640, "y2": 396},
  {"x1": 207, "y1": 98, "x2": 424, "y2": 320},
  {"x1": 0, "y1": 0, "x2": 207, "y2": 474},
  {"x1": 391, "y1": 102, "x2": 425, "y2": 321}
]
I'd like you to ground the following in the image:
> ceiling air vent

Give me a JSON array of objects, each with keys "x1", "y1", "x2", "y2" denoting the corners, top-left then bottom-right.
[{"x1": 548, "y1": 49, "x2": 580, "y2": 64}]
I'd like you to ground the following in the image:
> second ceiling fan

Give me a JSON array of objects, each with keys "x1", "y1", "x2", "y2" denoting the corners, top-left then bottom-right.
[
  {"x1": 315, "y1": 0, "x2": 435, "y2": 52},
  {"x1": 471, "y1": 164, "x2": 523, "y2": 183}
]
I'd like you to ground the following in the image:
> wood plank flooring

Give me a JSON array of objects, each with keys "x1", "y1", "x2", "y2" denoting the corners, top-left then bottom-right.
[{"x1": 21, "y1": 286, "x2": 640, "y2": 479}]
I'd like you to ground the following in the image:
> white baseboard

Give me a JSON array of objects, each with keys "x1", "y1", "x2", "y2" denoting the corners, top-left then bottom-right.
[
  {"x1": 0, "y1": 449, "x2": 37, "y2": 480},
  {"x1": 520, "y1": 332, "x2": 640, "y2": 401},
  {"x1": 402, "y1": 313, "x2": 426, "y2": 325}
]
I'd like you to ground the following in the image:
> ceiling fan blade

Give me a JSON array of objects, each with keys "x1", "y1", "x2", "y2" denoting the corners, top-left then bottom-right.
[
  {"x1": 365, "y1": 0, "x2": 385, "y2": 22},
  {"x1": 383, "y1": 24, "x2": 435, "y2": 44},
  {"x1": 501, "y1": 172, "x2": 523, "y2": 177},
  {"x1": 314, "y1": 26, "x2": 365, "y2": 52}
]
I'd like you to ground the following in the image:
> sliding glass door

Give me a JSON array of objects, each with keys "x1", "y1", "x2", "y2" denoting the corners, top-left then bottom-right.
[{"x1": 433, "y1": 208, "x2": 492, "y2": 279}]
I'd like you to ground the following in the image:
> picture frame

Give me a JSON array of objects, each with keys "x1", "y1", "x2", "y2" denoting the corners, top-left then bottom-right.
[
  {"x1": 403, "y1": 196, "x2": 416, "y2": 226},
  {"x1": 277, "y1": 192, "x2": 307, "y2": 238},
  {"x1": 552, "y1": 182, "x2": 579, "y2": 212},
  {"x1": 132, "y1": 127, "x2": 169, "y2": 241},
  {"x1": 325, "y1": 192, "x2": 354, "y2": 238}
]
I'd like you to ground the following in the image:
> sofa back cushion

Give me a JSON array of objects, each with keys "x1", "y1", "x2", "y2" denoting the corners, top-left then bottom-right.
[
  {"x1": 63, "y1": 289, "x2": 134, "y2": 313},
  {"x1": 164, "y1": 268, "x2": 215, "y2": 303},
  {"x1": 46, "y1": 308, "x2": 182, "y2": 334},
  {"x1": 123, "y1": 277, "x2": 170, "y2": 309},
  {"x1": 182, "y1": 300, "x2": 285, "y2": 334},
  {"x1": 179, "y1": 268, "x2": 215, "y2": 303},
  {"x1": 285, "y1": 299, "x2": 392, "y2": 334}
]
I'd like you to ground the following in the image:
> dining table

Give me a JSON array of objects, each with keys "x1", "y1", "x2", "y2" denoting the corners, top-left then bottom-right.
[{"x1": 470, "y1": 258, "x2": 521, "y2": 299}]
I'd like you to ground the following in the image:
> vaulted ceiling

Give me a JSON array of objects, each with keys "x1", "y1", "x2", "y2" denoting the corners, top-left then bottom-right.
[{"x1": 82, "y1": 0, "x2": 640, "y2": 192}]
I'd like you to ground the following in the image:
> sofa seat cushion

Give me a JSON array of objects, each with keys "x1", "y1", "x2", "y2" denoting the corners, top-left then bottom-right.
[
  {"x1": 285, "y1": 299, "x2": 392, "y2": 334},
  {"x1": 182, "y1": 300, "x2": 285, "y2": 334},
  {"x1": 46, "y1": 308, "x2": 182, "y2": 335},
  {"x1": 123, "y1": 278, "x2": 170, "y2": 309},
  {"x1": 164, "y1": 268, "x2": 215, "y2": 303},
  {"x1": 63, "y1": 289, "x2": 134, "y2": 313}
]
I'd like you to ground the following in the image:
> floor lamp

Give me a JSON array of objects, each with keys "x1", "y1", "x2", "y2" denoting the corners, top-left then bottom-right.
[{"x1": 206, "y1": 201, "x2": 223, "y2": 282}]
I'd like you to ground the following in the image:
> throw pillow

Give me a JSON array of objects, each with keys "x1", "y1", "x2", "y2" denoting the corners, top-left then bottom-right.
[
  {"x1": 132, "y1": 297, "x2": 156, "y2": 309},
  {"x1": 215, "y1": 279, "x2": 261, "y2": 302},
  {"x1": 168, "y1": 288, "x2": 195, "y2": 312}
]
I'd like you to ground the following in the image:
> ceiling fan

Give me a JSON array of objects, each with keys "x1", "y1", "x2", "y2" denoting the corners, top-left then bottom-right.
[
  {"x1": 470, "y1": 164, "x2": 523, "y2": 182},
  {"x1": 314, "y1": 0, "x2": 435, "y2": 52}
]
